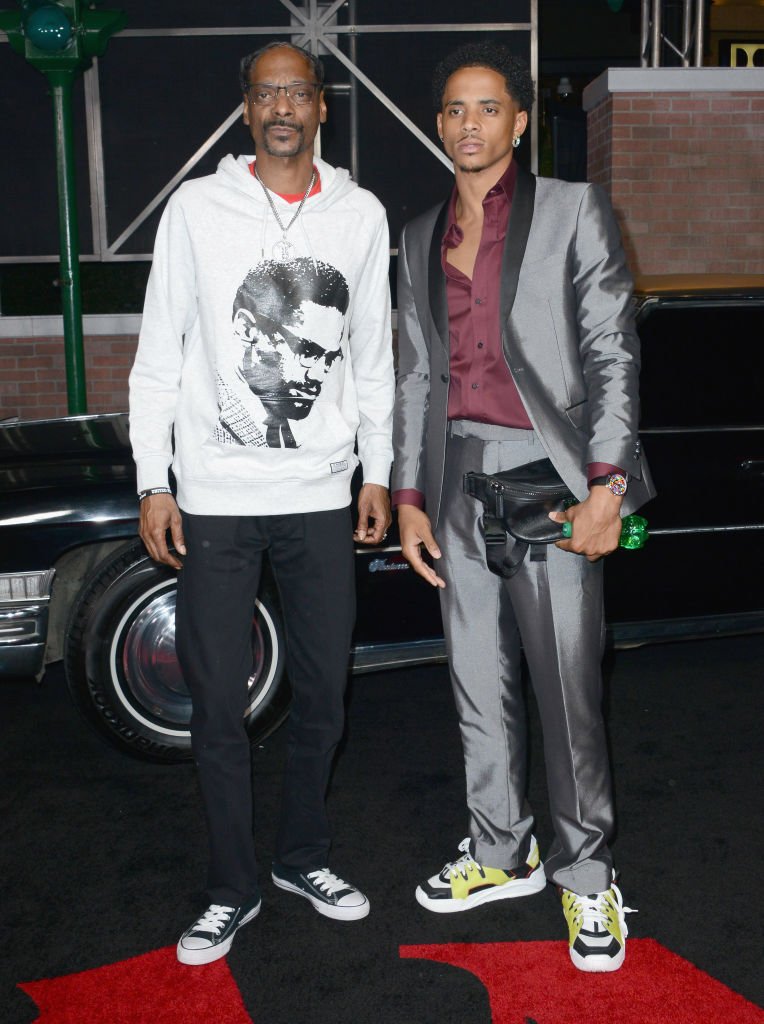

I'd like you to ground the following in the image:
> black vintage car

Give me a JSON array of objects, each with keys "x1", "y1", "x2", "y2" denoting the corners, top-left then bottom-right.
[{"x1": 1, "y1": 275, "x2": 762, "y2": 762}]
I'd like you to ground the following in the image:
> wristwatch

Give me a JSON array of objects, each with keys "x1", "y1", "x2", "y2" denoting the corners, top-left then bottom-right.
[{"x1": 589, "y1": 473, "x2": 628, "y2": 497}]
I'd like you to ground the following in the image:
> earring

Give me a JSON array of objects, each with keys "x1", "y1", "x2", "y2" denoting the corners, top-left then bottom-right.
[{"x1": 512, "y1": 135, "x2": 521, "y2": 149}]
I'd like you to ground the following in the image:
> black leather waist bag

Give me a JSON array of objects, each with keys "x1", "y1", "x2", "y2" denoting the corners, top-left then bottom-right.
[{"x1": 463, "y1": 458, "x2": 573, "y2": 579}]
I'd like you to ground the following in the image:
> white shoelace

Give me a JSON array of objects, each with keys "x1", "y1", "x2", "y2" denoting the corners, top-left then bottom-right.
[
  {"x1": 192, "y1": 904, "x2": 234, "y2": 936},
  {"x1": 306, "y1": 868, "x2": 351, "y2": 896},
  {"x1": 445, "y1": 837, "x2": 481, "y2": 880},
  {"x1": 569, "y1": 882, "x2": 636, "y2": 936}
]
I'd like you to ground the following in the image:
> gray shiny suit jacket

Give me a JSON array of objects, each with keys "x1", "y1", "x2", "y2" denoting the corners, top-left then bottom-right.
[{"x1": 392, "y1": 163, "x2": 655, "y2": 527}]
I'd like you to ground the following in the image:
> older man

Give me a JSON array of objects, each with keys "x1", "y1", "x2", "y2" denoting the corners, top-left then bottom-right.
[{"x1": 129, "y1": 41, "x2": 393, "y2": 964}]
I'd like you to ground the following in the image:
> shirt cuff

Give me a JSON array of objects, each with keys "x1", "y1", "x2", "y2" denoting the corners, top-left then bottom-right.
[{"x1": 392, "y1": 488, "x2": 425, "y2": 510}]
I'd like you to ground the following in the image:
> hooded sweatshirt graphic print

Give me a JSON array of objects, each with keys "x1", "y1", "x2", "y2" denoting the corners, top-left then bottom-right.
[{"x1": 129, "y1": 155, "x2": 394, "y2": 516}]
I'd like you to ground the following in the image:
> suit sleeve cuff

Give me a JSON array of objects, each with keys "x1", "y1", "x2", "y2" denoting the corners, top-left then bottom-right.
[{"x1": 587, "y1": 462, "x2": 627, "y2": 487}]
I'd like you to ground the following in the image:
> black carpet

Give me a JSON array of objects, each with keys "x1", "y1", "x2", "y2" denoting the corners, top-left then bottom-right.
[{"x1": 1, "y1": 634, "x2": 762, "y2": 1023}]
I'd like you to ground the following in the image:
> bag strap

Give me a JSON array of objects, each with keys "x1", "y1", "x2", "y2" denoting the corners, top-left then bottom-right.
[{"x1": 482, "y1": 514, "x2": 529, "y2": 579}]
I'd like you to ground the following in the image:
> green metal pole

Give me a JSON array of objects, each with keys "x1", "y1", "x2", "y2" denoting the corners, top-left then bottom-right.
[{"x1": 47, "y1": 66, "x2": 87, "y2": 415}]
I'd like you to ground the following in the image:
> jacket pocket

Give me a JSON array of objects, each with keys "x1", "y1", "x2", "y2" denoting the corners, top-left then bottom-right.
[{"x1": 565, "y1": 399, "x2": 589, "y2": 431}]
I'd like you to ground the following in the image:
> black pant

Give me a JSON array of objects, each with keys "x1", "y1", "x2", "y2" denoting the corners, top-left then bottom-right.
[{"x1": 175, "y1": 506, "x2": 355, "y2": 905}]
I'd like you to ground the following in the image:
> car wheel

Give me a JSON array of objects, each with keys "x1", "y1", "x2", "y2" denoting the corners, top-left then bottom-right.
[{"x1": 64, "y1": 540, "x2": 290, "y2": 763}]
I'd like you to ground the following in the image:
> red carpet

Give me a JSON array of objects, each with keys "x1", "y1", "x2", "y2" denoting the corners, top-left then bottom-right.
[
  {"x1": 18, "y1": 947, "x2": 252, "y2": 1024},
  {"x1": 399, "y1": 939, "x2": 764, "y2": 1024},
  {"x1": 18, "y1": 939, "x2": 764, "y2": 1023}
]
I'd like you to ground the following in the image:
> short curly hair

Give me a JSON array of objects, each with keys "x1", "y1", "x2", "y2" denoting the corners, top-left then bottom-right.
[{"x1": 432, "y1": 42, "x2": 535, "y2": 113}]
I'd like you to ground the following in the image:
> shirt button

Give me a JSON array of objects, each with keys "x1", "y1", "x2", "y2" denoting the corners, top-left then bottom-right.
[
  {"x1": 477, "y1": 341, "x2": 484, "y2": 349},
  {"x1": 475, "y1": 298, "x2": 483, "y2": 305},
  {"x1": 471, "y1": 383, "x2": 479, "y2": 390}
]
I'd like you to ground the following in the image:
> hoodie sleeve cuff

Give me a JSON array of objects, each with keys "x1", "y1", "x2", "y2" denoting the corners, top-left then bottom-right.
[
  {"x1": 135, "y1": 458, "x2": 171, "y2": 496},
  {"x1": 361, "y1": 456, "x2": 392, "y2": 490}
]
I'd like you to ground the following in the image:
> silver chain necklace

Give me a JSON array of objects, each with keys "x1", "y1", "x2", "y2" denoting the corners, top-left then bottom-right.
[{"x1": 255, "y1": 168, "x2": 316, "y2": 262}]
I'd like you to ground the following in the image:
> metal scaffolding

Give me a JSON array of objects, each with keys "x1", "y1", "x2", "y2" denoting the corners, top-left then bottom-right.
[
  {"x1": 1, "y1": 0, "x2": 538, "y2": 264},
  {"x1": 640, "y1": 0, "x2": 706, "y2": 67}
]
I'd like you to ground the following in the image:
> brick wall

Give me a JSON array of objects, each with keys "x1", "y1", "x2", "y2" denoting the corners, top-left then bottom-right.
[
  {"x1": 584, "y1": 68, "x2": 764, "y2": 276},
  {"x1": 0, "y1": 330, "x2": 138, "y2": 420}
]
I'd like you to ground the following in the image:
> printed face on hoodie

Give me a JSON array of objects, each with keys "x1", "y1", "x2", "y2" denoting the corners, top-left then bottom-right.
[
  {"x1": 231, "y1": 258, "x2": 349, "y2": 446},
  {"x1": 242, "y1": 45, "x2": 327, "y2": 159},
  {"x1": 235, "y1": 300, "x2": 344, "y2": 421}
]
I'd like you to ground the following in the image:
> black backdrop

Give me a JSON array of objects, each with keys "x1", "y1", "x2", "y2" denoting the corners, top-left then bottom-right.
[{"x1": 0, "y1": 0, "x2": 532, "y2": 267}]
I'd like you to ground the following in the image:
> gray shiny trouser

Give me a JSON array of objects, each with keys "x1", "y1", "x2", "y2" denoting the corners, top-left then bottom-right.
[{"x1": 437, "y1": 420, "x2": 615, "y2": 895}]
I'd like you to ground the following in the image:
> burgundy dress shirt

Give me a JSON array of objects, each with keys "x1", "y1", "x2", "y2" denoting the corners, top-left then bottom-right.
[{"x1": 442, "y1": 161, "x2": 533, "y2": 429}]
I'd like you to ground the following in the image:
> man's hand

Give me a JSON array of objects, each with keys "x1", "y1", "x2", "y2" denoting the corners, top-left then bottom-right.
[
  {"x1": 139, "y1": 493, "x2": 186, "y2": 570},
  {"x1": 549, "y1": 486, "x2": 623, "y2": 562},
  {"x1": 354, "y1": 483, "x2": 392, "y2": 546},
  {"x1": 397, "y1": 504, "x2": 446, "y2": 588}
]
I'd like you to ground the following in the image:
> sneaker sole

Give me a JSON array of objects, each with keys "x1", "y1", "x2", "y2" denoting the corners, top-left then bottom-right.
[
  {"x1": 176, "y1": 901, "x2": 261, "y2": 966},
  {"x1": 569, "y1": 945, "x2": 626, "y2": 973},
  {"x1": 271, "y1": 874, "x2": 370, "y2": 921},
  {"x1": 415, "y1": 864, "x2": 547, "y2": 914}
]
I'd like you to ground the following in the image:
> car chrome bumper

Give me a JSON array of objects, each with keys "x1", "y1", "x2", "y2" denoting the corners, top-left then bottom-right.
[
  {"x1": 350, "y1": 638, "x2": 448, "y2": 674},
  {"x1": 0, "y1": 569, "x2": 56, "y2": 678}
]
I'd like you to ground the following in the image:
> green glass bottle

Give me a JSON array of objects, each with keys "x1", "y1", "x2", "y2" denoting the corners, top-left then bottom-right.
[{"x1": 562, "y1": 513, "x2": 648, "y2": 549}]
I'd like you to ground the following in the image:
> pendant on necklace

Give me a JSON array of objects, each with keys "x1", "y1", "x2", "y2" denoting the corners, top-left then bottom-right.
[{"x1": 273, "y1": 236, "x2": 296, "y2": 261}]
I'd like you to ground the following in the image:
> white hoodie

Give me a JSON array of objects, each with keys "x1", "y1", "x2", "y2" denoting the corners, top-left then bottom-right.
[{"x1": 129, "y1": 154, "x2": 394, "y2": 516}]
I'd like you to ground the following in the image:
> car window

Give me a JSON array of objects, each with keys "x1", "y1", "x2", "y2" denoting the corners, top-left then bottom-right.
[{"x1": 637, "y1": 301, "x2": 764, "y2": 429}]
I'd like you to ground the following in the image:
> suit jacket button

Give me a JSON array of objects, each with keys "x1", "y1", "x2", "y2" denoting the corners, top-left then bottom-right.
[{"x1": 441, "y1": 374, "x2": 449, "y2": 383}]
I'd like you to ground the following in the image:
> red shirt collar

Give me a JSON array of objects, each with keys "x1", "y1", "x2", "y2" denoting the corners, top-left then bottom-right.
[{"x1": 248, "y1": 160, "x2": 322, "y2": 202}]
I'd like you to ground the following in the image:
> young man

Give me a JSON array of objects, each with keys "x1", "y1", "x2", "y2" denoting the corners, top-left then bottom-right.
[
  {"x1": 129, "y1": 41, "x2": 394, "y2": 965},
  {"x1": 392, "y1": 42, "x2": 654, "y2": 972}
]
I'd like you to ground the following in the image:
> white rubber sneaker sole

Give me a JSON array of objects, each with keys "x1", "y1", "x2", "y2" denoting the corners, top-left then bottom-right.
[
  {"x1": 415, "y1": 862, "x2": 547, "y2": 913},
  {"x1": 176, "y1": 901, "x2": 261, "y2": 966},
  {"x1": 569, "y1": 944, "x2": 626, "y2": 973},
  {"x1": 272, "y1": 873, "x2": 370, "y2": 921}
]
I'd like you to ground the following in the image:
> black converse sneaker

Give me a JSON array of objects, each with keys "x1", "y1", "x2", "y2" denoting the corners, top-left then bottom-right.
[
  {"x1": 271, "y1": 865, "x2": 370, "y2": 921},
  {"x1": 176, "y1": 895, "x2": 261, "y2": 965}
]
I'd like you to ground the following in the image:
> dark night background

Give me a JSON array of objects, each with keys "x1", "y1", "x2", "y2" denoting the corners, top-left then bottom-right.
[{"x1": 0, "y1": 0, "x2": 648, "y2": 313}]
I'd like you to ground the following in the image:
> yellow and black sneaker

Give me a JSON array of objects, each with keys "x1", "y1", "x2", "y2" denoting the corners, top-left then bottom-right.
[
  {"x1": 561, "y1": 882, "x2": 636, "y2": 972},
  {"x1": 415, "y1": 836, "x2": 546, "y2": 913}
]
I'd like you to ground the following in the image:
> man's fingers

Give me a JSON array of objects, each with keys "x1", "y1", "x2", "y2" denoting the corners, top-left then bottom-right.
[
  {"x1": 401, "y1": 532, "x2": 446, "y2": 588},
  {"x1": 169, "y1": 514, "x2": 187, "y2": 558},
  {"x1": 421, "y1": 534, "x2": 442, "y2": 561},
  {"x1": 403, "y1": 545, "x2": 446, "y2": 588},
  {"x1": 355, "y1": 485, "x2": 392, "y2": 545},
  {"x1": 148, "y1": 527, "x2": 182, "y2": 569},
  {"x1": 139, "y1": 494, "x2": 184, "y2": 569},
  {"x1": 397, "y1": 506, "x2": 445, "y2": 586},
  {"x1": 363, "y1": 520, "x2": 385, "y2": 544},
  {"x1": 354, "y1": 494, "x2": 372, "y2": 537}
]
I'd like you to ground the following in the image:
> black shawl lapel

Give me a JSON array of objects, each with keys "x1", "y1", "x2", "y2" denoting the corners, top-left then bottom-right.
[
  {"x1": 427, "y1": 199, "x2": 450, "y2": 350},
  {"x1": 500, "y1": 162, "x2": 536, "y2": 327}
]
